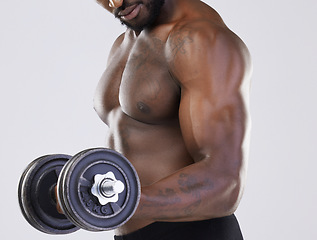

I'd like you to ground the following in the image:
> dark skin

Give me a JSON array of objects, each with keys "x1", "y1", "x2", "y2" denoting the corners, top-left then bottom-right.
[{"x1": 59, "y1": 0, "x2": 252, "y2": 236}]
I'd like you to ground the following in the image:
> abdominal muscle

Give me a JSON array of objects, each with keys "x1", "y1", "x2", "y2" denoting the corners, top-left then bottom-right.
[{"x1": 105, "y1": 108, "x2": 194, "y2": 235}]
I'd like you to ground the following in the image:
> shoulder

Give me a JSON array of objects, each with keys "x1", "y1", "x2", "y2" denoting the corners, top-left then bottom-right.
[
  {"x1": 165, "y1": 20, "x2": 251, "y2": 85},
  {"x1": 166, "y1": 19, "x2": 249, "y2": 62},
  {"x1": 108, "y1": 30, "x2": 135, "y2": 61}
]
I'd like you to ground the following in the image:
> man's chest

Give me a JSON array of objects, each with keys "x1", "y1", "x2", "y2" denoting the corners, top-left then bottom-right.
[{"x1": 94, "y1": 35, "x2": 180, "y2": 124}]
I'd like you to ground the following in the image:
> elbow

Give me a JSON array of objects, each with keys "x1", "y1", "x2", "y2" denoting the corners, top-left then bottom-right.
[
  {"x1": 218, "y1": 153, "x2": 247, "y2": 217},
  {"x1": 218, "y1": 176, "x2": 244, "y2": 217},
  {"x1": 200, "y1": 154, "x2": 247, "y2": 219},
  {"x1": 207, "y1": 172, "x2": 244, "y2": 219},
  {"x1": 225, "y1": 181, "x2": 243, "y2": 216}
]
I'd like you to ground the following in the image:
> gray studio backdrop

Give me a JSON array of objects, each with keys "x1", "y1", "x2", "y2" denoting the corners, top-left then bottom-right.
[{"x1": 1, "y1": 0, "x2": 316, "y2": 239}]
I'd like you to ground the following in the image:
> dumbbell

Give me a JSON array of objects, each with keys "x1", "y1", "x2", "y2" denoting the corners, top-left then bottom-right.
[{"x1": 18, "y1": 148, "x2": 141, "y2": 234}]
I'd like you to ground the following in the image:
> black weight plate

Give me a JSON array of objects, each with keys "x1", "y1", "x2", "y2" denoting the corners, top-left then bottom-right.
[
  {"x1": 56, "y1": 149, "x2": 93, "y2": 228},
  {"x1": 57, "y1": 148, "x2": 141, "y2": 231},
  {"x1": 18, "y1": 155, "x2": 46, "y2": 228},
  {"x1": 18, "y1": 155, "x2": 79, "y2": 234}
]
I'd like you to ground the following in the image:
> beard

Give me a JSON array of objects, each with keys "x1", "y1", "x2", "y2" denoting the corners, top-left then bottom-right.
[{"x1": 114, "y1": 0, "x2": 166, "y2": 32}]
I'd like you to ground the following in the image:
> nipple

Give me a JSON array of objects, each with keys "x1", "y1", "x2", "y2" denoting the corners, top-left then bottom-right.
[{"x1": 137, "y1": 102, "x2": 151, "y2": 114}]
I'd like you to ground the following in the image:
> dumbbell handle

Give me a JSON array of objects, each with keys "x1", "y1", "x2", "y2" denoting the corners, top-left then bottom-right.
[{"x1": 54, "y1": 186, "x2": 64, "y2": 214}]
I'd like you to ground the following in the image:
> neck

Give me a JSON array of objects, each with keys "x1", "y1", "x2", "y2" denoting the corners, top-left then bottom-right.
[{"x1": 153, "y1": 0, "x2": 194, "y2": 26}]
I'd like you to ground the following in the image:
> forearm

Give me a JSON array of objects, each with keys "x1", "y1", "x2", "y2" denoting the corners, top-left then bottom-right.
[{"x1": 135, "y1": 159, "x2": 242, "y2": 222}]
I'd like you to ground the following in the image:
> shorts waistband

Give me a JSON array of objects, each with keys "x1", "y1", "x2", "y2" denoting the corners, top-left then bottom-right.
[
  {"x1": 114, "y1": 214, "x2": 240, "y2": 240},
  {"x1": 114, "y1": 221, "x2": 189, "y2": 240}
]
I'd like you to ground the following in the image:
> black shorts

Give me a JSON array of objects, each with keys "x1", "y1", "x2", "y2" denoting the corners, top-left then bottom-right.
[{"x1": 114, "y1": 214, "x2": 243, "y2": 240}]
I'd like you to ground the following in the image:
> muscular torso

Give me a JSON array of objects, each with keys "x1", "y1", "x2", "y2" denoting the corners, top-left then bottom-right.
[
  {"x1": 93, "y1": 2, "x2": 234, "y2": 234},
  {"x1": 94, "y1": 27, "x2": 194, "y2": 233}
]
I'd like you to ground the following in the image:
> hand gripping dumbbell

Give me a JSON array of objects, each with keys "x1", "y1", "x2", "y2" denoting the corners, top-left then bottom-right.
[{"x1": 18, "y1": 148, "x2": 140, "y2": 234}]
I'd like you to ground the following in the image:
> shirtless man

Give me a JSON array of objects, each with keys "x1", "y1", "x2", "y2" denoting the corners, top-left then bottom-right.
[{"x1": 93, "y1": 0, "x2": 252, "y2": 239}]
